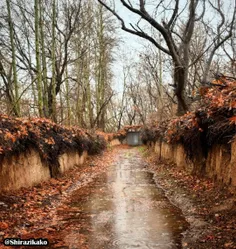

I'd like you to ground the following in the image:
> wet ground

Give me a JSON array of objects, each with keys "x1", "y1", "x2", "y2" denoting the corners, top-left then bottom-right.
[
  {"x1": 20, "y1": 148, "x2": 188, "y2": 249},
  {"x1": 1, "y1": 146, "x2": 235, "y2": 249},
  {"x1": 146, "y1": 149, "x2": 236, "y2": 249}
]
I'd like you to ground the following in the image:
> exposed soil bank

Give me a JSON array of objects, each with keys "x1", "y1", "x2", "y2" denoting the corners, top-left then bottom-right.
[
  {"x1": 151, "y1": 139, "x2": 236, "y2": 188},
  {"x1": 144, "y1": 148, "x2": 236, "y2": 249},
  {"x1": 0, "y1": 149, "x2": 87, "y2": 192},
  {"x1": 0, "y1": 115, "x2": 106, "y2": 192}
]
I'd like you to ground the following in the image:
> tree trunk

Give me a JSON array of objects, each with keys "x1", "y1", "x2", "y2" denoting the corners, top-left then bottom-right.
[
  {"x1": 34, "y1": 0, "x2": 43, "y2": 117},
  {"x1": 50, "y1": 0, "x2": 57, "y2": 122},
  {"x1": 6, "y1": 0, "x2": 20, "y2": 116},
  {"x1": 39, "y1": 1, "x2": 49, "y2": 117},
  {"x1": 0, "y1": 59, "x2": 18, "y2": 116},
  {"x1": 85, "y1": 62, "x2": 93, "y2": 128},
  {"x1": 65, "y1": 67, "x2": 71, "y2": 125},
  {"x1": 174, "y1": 65, "x2": 188, "y2": 115},
  {"x1": 96, "y1": 4, "x2": 107, "y2": 130},
  {"x1": 59, "y1": 90, "x2": 63, "y2": 123}
]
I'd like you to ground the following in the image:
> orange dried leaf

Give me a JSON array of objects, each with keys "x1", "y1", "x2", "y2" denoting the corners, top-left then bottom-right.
[
  {"x1": 4, "y1": 132, "x2": 16, "y2": 142},
  {"x1": 0, "y1": 221, "x2": 9, "y2": 230},
  {"x1": 230, "y1": 101, "x2": 236, "y2": 109},
  {"x1": 229, "y1": 116, "x2": 236, "y2": 124}
]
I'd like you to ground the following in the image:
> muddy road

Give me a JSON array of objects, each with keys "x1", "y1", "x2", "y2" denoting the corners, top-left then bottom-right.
[
  {"x1": 18, "y1": 147, "x2": 188, "y2": 249},
  {"x1": 1, "y1": 146, "x2": 235, "y2": 249}
]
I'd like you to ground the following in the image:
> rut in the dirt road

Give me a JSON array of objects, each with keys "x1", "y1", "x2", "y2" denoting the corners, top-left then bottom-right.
[{"x1": 21, "y1": 147, "x2": 189, "y2": 249}]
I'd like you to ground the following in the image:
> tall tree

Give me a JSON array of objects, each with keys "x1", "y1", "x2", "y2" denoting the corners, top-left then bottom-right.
[
  {"x1": 34, "y1": 0, "x2": 43, "y2": 116},
  {"x1": 6, "y1": 0, "x2": 20, "y2": 116},
  {"x1": 97, "y1": 0, "x2": 236, "y2": 115},
  {"x1": 39, "y1": 0, "x2": 49, "y2": 117},
  {"x1": 0, "y1": 0, "x2": 117, "y2": 128},
  {"x1": 94, "y1": 4, "x2": 116, "y2": 130},
  {"x1": 50, "y1": 0, "x2": 57, "y2": 122}
]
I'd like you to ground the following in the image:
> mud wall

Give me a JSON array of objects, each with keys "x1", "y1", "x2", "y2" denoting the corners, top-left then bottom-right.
[
  {"x1": 205, "y1": 143, "x2": 236, "y2": 186},
  {"x1": 59, "y1": 151, "x2": 87, "y2": 173},
  {"x1": 151, "y1": 139, "x2": 236, "y2": 187},
  {"x1": 0, "y1": 149, "x2": 88, "y2": 192},
  {"x1": 110, "y1": 138, "x2": 121, "y2": 146}
]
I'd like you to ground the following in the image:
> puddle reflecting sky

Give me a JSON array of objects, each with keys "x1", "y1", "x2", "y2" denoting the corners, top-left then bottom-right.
[{"x1": 68, "y1": 149, "x2": 189, "y2": 249}]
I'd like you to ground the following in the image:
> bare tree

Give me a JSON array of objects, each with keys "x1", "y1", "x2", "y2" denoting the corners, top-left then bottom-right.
[
  {"x1": 5, "y1": 0, "x2": 20, "y2": 116},
  {"x1": 34, "y1": 0, "x2": 43, "y2": 116},
  {"x1": 97, "y1": 0, "x2": 200, "y2": 114},
  {"x1": 97, "y1": 0, "x2": 236, "y2": 115}
]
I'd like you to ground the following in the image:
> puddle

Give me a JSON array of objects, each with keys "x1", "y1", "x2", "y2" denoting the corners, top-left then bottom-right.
[
  {"x1": 32, "y1": 148, "x2": 188, "y2": 249},
  {"x1": 58, "y1": 148, "x2": 189, "y2": 249}
]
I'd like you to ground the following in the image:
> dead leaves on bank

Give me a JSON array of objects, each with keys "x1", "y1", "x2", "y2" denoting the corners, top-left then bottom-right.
[
  {"x1": 141, "y1": 75, "x2": 236, "y2": 160},
  {"x1": 0, "y1": 116, "x2": 106, "y2": 175}
]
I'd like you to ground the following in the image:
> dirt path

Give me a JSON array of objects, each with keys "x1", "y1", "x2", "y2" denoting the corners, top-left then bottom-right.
[
  {"x1": 53, "y1": 148, "x2": 188, "y2": 249},
  {"x1": 1, "y1": 147, "x2": 189, "y2": 249},
  {"x1": 2, "y1": 146, "x2": 235, "y2": 249}
]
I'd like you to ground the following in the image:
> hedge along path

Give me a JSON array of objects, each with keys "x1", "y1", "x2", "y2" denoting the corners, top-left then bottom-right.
[
  {"x1": 141, "y1": 75, "x2": 236, "y2": 163},
  {"x1": 0, "y1": 115, "x2": 106, "y2": 178}
]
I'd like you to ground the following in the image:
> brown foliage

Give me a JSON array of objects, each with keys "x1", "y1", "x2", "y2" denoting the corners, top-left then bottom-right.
[
  {"x1": 141, "y1": 75, "x2": 236, "y2": 160},
  {"x1": 0, "y1": 116, "x2": 107, "y2": 176}
]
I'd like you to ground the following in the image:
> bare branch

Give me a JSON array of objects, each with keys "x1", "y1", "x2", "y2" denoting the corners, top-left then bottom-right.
[
  {"x1": 168, "y1": 0, "x2": 179, "y2": 27},
  {"x1": 195, "y1": 0, "x2": 205, "y2": 21},
  {"x1": 97, "y1": 0, "x2": 171, "y2": 55}
]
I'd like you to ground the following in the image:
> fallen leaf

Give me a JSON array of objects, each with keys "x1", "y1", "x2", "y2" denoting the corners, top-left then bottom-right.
[{"x1": 0, "y1": 222, "x2": 9, "y2": 230}]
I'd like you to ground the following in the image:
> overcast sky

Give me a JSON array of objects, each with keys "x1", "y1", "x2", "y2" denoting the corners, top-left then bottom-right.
[{"x1": 110, "y1": 0, "x2": 235, "y2": 94}]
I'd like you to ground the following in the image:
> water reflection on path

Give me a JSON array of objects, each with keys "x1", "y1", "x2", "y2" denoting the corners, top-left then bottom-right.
[{"x1": 68, "y1": 148, "x2": 188, "y2": 249}]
